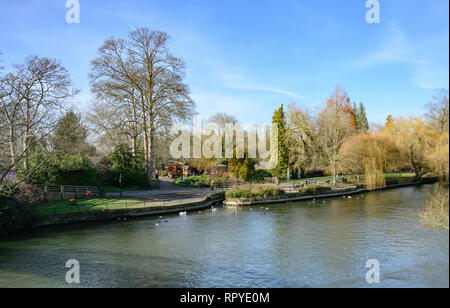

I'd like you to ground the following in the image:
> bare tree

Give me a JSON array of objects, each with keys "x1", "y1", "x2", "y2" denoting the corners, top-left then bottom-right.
[
  {"x1": 87, "y1": 94, "x2": 142, "y2": 163},
  {"x1": 90, "y1": 28, "x2": 195, "y2": 184},
  {"x1": 0, "y1": 56, "x2": 77, "y2": 189},
  {"x1": 0, "y1": 70, "x2": 21, "y2": 167},
  {"x1": 286, "y1": 103, "x2": 319, "y2": 177},
  {"x1": 426, "y1": 89, "x2": 449, "y2": 133},
  {"x1": 316, "y1": 107, "x2": 355, "y2": 185},
  {"x1": 208, "y1": 113, "x2": 238, "y2": 134}
]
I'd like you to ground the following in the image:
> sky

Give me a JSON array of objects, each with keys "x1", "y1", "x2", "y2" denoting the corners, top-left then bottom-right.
[{"x1": 0, "y1": 0, "x2": 448, "y2": 125}]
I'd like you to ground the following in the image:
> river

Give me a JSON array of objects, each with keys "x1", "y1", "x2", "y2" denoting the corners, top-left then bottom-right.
[{"x1": 0, "y1": 184, "x2": 448, "y2": 288}]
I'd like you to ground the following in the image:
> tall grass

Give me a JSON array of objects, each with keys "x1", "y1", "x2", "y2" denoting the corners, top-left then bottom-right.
[{"x1": 420, "y1": 186, "x2": 449, "y2": 230}]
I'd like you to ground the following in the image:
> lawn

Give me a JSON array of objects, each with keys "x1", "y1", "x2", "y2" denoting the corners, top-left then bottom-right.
[
  {"x1": 34, "y1": 197, "x2": 148, "y2": 216},
  {"x1": 281, "y1": 172, "x2": 415, "y2": 185}
]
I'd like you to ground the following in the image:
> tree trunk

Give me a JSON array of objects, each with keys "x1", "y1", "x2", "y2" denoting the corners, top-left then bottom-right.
[
  {"x1": 23, "y1": 127, "x2": 29, "y2": 173},
  {"x1": 146, "y1": 117, "x2": 154, "y2": 186},
  {"x1": 23, "y1": 101, "x2": 30, "y2": 173},
  {"x1": 142, "y1": 114, "x2": 154, "y2": 187},
  {"x1": 9, "y1": 125, "x2": 16, "y2": 167},
  {"x1": 333, "y1": 158, "x2": 337, "y2": 186},
  {"x1": 130, "y1": 135, "x2": 137, "y2": 169}
]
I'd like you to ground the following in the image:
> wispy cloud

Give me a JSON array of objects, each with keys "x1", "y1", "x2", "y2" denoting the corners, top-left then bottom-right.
[
  {"x1": 350, "y1": 25, "x2": 449, "y2": 89},
  {"x1": 121, "y1": 17, "x2": 136, "y2": 31},
  {"x1": 351, "y1": 26, "x2": 409, "y2": 69},
  {"x1": 222, "y1": 73, "x2": 304, "y2": 99}
]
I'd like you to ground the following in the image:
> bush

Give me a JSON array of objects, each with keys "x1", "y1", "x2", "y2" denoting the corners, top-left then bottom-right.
[
  {"x1": 174, "y1": 175, "x2": 211, "y2": 187},
  {"x1": 0, "y1": 195, "x2": 33, "y2": 236},
  {"x1": 229, "y1": 155, "x2": 256, "y2": 180},
  {"x1": 226, "y1": 185, "x2": 286, "y2": 200},
  {"x1": 101, "y1": 169, "x2": 148, "y2": 189},
  {"x1": 420, "y1": 186, "x2": 449, "y2": 230},
  {"x1": 26, "y1": 154, "x2": 100, "y2": 186},
  {"x1": 53, "y1": 167, "x2": 100, "y2": 187},
  {"x1": 250, "y1": 169, "x2": 273, "y2": 182},
  {"x1": 298, "y1": 185, "x2": 333, "y2": 196}
]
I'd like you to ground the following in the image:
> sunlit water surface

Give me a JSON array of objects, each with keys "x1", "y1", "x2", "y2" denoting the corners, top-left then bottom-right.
[{"x1": 0, "y1": 185, "x2": 448, "y2": 288}]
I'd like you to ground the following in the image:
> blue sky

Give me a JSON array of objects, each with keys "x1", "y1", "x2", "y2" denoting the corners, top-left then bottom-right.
[{"x1": 0, "y1": 0, "x2": 448, "y2": 125}]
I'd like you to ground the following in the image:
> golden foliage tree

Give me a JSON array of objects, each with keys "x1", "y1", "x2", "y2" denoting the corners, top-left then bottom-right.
[
  {"x1": 385, "y1": 117, "x2": 439, "y2": 179},
  {"x1": 338, "y1": 132, "x2": 400, "y2": 189},
  {"x1": 325, "y1": 85, "x2": 357, "y2": 128}
]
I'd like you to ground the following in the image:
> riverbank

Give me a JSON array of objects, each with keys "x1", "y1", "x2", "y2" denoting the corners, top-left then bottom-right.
[
  {"x1": 2, "y1": 178, "x2": 437, "y2": 232},
  {"x1": 224, "y1": 179, "x2": 438, "y2": 206},
  {"x1": 31, "y1": 192, "x2": 225, "y2": 228}
]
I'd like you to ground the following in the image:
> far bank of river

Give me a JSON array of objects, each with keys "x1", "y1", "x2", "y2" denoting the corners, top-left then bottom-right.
[
  {"x1": 224, "y1": 180, "x2": 438, "y2": 206},
  {"x1": 0, "y1": 179, "x2": 438, "y2": 233}
]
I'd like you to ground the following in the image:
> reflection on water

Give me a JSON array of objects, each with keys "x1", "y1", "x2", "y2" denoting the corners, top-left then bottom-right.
[{"x1": 0, "y1": 184, "x2": 448, "y2": 288}]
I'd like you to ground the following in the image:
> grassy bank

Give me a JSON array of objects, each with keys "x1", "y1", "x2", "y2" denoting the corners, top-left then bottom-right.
[
  {"x1": 33, "y1": 198, "x2": 147, "y2": 215},
  {"x1": 224, "y1": 176, "x2": 437, "y2": 205}
]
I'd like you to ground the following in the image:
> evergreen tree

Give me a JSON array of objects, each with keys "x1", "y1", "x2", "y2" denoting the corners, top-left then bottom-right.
[
  {"x1": 354, "y1": 102, "x2": 369, "y2": 132},
  {"x1": 228, "y1": 152, "x2": 255, "y2": 180},
  {"x1": 271, "y1": 104, "x2": 289, "y2": 177},
  {"x1": 51, "y1": 111, "x2": 94, "y2": 156}
]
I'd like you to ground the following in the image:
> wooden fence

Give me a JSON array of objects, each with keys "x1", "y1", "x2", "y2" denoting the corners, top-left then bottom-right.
[{"x1": 32, "y1": 185, "x2": 99, "y2": 203}]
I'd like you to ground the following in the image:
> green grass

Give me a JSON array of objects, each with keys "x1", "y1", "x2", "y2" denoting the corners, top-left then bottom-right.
[
  {"x1": 34, "y1": 198, "x2": 147, "y2": 216},
  {"x1": 281, "y1": 172, "x2": 415, "y2": 185}
]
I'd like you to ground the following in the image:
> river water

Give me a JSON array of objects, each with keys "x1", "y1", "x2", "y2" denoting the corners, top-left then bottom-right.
[{"x1": 0, "y1": 184, "x2": 448, "y2": 288}]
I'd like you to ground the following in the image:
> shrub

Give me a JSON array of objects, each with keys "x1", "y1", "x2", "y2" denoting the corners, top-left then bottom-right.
[
  {"x1": 174, "y1": 175, "x2": 211, "y2": 188},
  {"x1": 26, "y1": 154, "x2": 100, "y2": 186},
  {"x1": 226, "y1": 185, "x2": 286, "y2": 200},
  {"x1": 101, "y1": 169, "x2": 148, "y2": 189},
  {"x1": 420, "y1": 186, "x2": 449, "y2": 230},
  {"x1": 250, "y1": 169, "x2": 273, "y2": 182},
  {"x1": 298, "y1": 185, "x2": 333, "y2": 195},
  {"x1": 0, "y1": 195, "x2": 22, "y2": 235},
  {"x1": 229, "y1": 155, "x2": 256, "y2": 180}
]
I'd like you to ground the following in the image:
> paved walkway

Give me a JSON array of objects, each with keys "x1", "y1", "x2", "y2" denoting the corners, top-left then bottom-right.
[{"x1": 105, "y1": 177, "x2": 221, "y2": 201}]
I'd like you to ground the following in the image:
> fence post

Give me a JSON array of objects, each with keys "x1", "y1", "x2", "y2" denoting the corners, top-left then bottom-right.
[
  {"x1": 61, "y1": 185, "x2": 64, "y2": 200},
  {"x1": 44, "y1": 184, "x2": 48, "y2": 202},
  {"x1": 75, "y1": 186, "x2": 78, "y2": 199}
]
